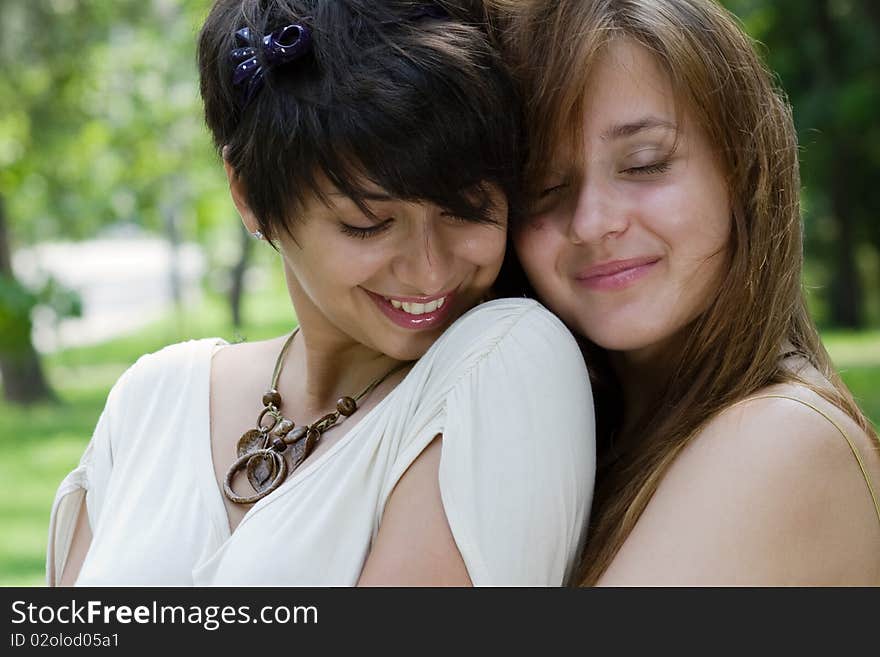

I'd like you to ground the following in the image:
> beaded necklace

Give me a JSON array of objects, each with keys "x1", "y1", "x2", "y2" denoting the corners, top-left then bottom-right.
[{"x1": 223, "y1": 328, "x2": 408, "y2": 504}]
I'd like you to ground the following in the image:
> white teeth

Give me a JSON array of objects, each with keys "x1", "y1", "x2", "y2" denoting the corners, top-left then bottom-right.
[
  {"x1": 385, "y1": 296, "x2": 447, "y2": 315},
  {"x1": 422, "y1": 298, "x2": 444, "y2": 312}
]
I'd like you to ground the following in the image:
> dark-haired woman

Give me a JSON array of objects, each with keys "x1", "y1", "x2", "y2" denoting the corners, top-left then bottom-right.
[
  {"x1": 46, "y1": 1, "x2": 595, "y2": 587},
  {"x1": 494, "y1": 0, "x2": 880, "y2": 585}
]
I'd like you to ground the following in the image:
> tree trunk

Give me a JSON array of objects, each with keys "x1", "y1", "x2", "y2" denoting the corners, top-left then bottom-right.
[
  {"x1": 0, "y1": 194, "x2": 56, "y2": 404},
  {"x1": 818, "y1": 4, "x2": 864, "y2": 328},
  {"x1": 828, "y1": 194, "x2": 863, "y2": 328},
  {"x1": 0, "y1": 339, "x2": 57, "y2": 405},
  {"x1": 229, "y1": 223, "x2": 252, "y2": 329},
  {"x1": 826, "y1": 140, "x2": 863, "y2": 328}
]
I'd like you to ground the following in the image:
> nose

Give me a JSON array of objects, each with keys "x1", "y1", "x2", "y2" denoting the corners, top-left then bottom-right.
[
  {"x1": 567, "y1": 177, "x2": 629, "y2": 245},
  {"x1": 392, "y1": 215, "x2": 454, "y2": 296}
]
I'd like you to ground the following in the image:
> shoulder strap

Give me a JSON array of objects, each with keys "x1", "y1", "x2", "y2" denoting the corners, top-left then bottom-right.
[{"x1": 734, "y1": 394, "x2": 880, "y2": 528}]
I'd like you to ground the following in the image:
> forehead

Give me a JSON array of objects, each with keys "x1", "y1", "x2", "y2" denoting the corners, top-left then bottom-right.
[
  {"x1": 581, "y1": 39, "x2": 678, "y2": 135},
  {"x1": 306, "y1": 168, "x2": 395, "y2": 208},
  {"x1": 539, "y1": 39, "x2": 683, "y2": 178}
]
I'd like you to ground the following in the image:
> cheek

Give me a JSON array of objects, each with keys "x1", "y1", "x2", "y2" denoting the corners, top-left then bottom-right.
[
  {"x1": 513, "y1": 221, "x2": 558, "y2": 285},
  {"x1": 669, "y1": 159, "x2": 731, "y2": 250},
  {"x1": 629, "y1": 182, "x2": 689, "y2": 237},
  {"x1": 288, "y1": 242, "x2": 386, "y2": 296},
  {"x1": 330, "y1": 239, "x2": 396, "y2": 282},
  {"x1": 637, "y1": 174, "x2": 730, "y2": 259},
  {"x1": 457, "y1": 226, "x2": 507, "y2": 269},
  {"x1": 672, "y1": 192, "x2": 731, "y2": 271},
  {"x1": 652, "y1": 183, "x2": 731, "y2": 322}
]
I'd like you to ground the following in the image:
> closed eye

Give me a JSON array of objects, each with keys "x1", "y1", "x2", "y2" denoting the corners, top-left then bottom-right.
[
  {"x1": 622, "y1": 160, "x2": 671, "y2": 175},
  {"x1": 539, "y1": 182, "x2": 569, "y2": 198},
  {"x1": 339, "y1": 218, "x2": 394, "y2": 239}
]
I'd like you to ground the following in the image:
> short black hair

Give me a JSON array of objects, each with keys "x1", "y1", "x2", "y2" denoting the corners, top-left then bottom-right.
[{"x1": 198, "y1": 0, "x2": 522, "y2": 241}]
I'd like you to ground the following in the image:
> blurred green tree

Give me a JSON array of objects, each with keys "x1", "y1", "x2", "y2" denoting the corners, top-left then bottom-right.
[
  {"x1": 0, "y1": 0, "x2": 234, "y2": 402},
  {"x1": 725, "y1": 0, "x2": 880, "y2": 328}
]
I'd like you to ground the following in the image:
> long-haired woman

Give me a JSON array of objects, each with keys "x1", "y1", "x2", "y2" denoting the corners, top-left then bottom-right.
[{"x1": 494, "y1": 0, "x2": 880, "y2": 584}]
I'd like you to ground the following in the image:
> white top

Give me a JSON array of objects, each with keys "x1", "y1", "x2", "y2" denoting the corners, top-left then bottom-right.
[{"x1": 46, "y1": 298, "x2": 596, "y2": 586}]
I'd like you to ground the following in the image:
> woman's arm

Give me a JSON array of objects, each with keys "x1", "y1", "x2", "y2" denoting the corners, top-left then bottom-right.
[
  {"x1": 358, "y1": 435, "x2": 472, "y2": 586},
  {"x1": 358, "y1": 301, "x2": 595, "y2": 586},
  {"x1": 58, "y1": 502, "x2": 92, "y2": 586},
  {"x1": 47, "y1": 351, "x2": 139, "y2": 587},
  {"x1": 597, "y1": 393, "x2": 880, "y2": 586}
]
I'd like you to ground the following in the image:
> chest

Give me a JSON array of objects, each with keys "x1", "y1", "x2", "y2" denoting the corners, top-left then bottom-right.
[{"x1": 207, "y1": 346, "x2": 406, "y2": 535}]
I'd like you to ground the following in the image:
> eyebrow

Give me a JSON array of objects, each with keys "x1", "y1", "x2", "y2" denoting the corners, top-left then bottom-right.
[{"x1": 601, "y1": 117, "x2": 678, "y2": 141}]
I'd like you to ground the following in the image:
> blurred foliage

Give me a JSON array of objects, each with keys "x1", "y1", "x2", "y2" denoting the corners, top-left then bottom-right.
[
  {"x1": 0, "y1": 274, "x2": 81, "y2": 352},
  {"x1": 0, "y1": 275, "x2": 37, "y2": 352},
  {"x1": 0, "y1": 0, "x2": 239, "y2": 399},
  {"x1": 724, "y1": 0, "x2": 880, "y2": 327},
  {"x1": 0, "y1": 0, "x2": 230, "y2": 245}
]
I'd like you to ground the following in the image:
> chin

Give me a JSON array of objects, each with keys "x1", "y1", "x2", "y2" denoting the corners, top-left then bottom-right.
[
  {"x1": 588, "y1": 319, "x2": 692, "y2": 361},
  {"x1": 586, "y1": 335, "x2": 640, "y2": 352},
  {"x1": 375, "y1": 332, "x2": 441, "y2": 362},
  {"x1": 575, "y1": 320, "x2": 664, "y2": 354}
]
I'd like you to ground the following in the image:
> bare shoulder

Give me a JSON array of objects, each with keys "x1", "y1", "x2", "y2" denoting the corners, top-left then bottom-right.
[
  {"x1": 211, "y1": 335, "x2": 286, "y2": 366},
  {"x1": 706, "y1": 381, "x2": 875, "y2": 456},
  {"x1": 211, "y1": 335, "x2": 287, "y2": 383},
  {"x1": 701, "y1": 381, "x2": 880, "y2": 500},
  {"x1": 209, "y1": 335, "x2": 291, "y2": 424},
  {"x1": 600, "y1": 381, "x2": 880, "y2": 585}
]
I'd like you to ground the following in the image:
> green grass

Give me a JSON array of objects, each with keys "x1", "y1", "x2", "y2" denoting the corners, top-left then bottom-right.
[
  {"x1": 2, "y1": 284, "x2": 879, "y2": 587},
  {"x1": 823, "y1": 330, "x2": 880, "y2": 425}
]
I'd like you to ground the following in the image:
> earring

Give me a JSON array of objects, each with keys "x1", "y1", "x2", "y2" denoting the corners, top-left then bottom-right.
[{"x1": 251, "y1": 230, "x2": 264, "y2": 240}]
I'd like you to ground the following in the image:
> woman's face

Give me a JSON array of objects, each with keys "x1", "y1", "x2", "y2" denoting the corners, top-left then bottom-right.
[
  {"x1": 277, "y1": 178, "x2": 507, "y2": 361},
  {"x1": 514, "y1": 39, "x2": 731, "y2": 361}
]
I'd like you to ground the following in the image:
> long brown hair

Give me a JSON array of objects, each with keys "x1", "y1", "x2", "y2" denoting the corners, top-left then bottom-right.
[{"x1": 491, "y1": 0, "x2": 878, "y2": 585}]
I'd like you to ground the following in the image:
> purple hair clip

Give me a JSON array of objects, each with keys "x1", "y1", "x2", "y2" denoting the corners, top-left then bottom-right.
[
  {"x1": 229, "y1": 7, "x2": 445, "y2": 108},
  {"x1": 229, "y1": 24, "x2": 312, "y2": 108}
]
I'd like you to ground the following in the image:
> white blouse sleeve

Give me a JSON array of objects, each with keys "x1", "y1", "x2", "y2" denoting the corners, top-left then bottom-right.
[
  {"x1": 45, "y1": 368, "x2": 123, "y2": 586},
  {"x1": 391, "y1": 301, "x2": 596, "y2": 586}
]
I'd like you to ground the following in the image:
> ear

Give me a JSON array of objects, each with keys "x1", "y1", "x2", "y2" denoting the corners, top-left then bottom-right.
[{"x1": 222, "y1": 146, "x2": 260, "y2": 236}]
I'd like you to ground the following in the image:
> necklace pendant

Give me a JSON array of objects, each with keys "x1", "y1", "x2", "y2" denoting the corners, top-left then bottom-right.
[
  {"x1": 223, "y1": 449, "x2": 288, "y2": 504},
  {"x1": 290, "y1": 427, "x2": 321, "y2": 470},
  {"x1": 246, "y1": 451, "x2": 279, "y2": 492},
  {"x1": 236, "y1": 428, "x2": 268, "y2": 457}
]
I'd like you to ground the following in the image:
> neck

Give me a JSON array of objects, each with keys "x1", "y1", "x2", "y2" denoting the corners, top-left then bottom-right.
[
  {"x1": 610, "y1": 355, "x2": 661, "y2": 437},
  {"x1": 608, "y1": 333, "x2": 684, "y2": 437},
  {"x1": 289, "y1": 325, "x2": 403, "y2": 411}
]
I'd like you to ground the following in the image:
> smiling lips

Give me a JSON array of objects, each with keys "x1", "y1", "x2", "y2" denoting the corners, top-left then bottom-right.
[
  {"x1": 576, "y1": 256, "x2": 660, "y2": 291},
  {"x1": 366, "y1": 289, "x2": 457, "y2": 329}
]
